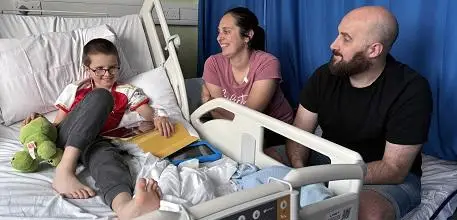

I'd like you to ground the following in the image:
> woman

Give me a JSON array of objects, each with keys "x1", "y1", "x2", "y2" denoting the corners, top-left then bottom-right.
[{"x1": 201, "y1": 7, "x2": 293, "y2": 162}]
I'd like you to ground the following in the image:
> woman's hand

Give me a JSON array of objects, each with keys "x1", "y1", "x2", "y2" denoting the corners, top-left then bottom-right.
[
  {"x1": 153, "y1": 116, "x2": 175, "y2": 137},
  {"x1": 201, "y1": 84, "x2": 212, "y2": 104},
  {"x1": 22, "y1": 112, "x2": 43, "y2": 126}
]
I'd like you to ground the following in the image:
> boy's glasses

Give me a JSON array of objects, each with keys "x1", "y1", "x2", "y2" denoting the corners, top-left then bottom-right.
[{"x1": 86, "y1": 66, "x2": 120, "y2": 77}]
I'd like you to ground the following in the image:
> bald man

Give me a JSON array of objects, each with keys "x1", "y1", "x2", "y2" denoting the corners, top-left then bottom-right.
[{"x1": 286, "y1": 6, "x2": 432, "y2": 220}]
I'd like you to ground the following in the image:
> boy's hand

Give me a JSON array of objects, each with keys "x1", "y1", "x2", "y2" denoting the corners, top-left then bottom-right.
[
  {"x1": 153, "y1": 116, "x2": 174, "y2": 137},
  {"x1": 22, "y1": 112, "x2": 44, "y2": 126},
  {"x1": 135, "y1": 121, "x2": 155, "y2": 134}
]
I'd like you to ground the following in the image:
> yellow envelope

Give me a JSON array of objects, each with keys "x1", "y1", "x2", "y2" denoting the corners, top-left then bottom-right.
[{"x1": 129, "y1": 122, "x2": 198, "y2": 158}]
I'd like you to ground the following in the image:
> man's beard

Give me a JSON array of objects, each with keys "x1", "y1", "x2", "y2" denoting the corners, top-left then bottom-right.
[{"x1": 328, "y1": 50, "x2": 372, "y2": 77}]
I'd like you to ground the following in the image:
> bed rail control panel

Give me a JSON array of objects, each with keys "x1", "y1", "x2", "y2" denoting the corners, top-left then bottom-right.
[{"x1": 221, "y1": 195, "x2": 290, "y2": 220}]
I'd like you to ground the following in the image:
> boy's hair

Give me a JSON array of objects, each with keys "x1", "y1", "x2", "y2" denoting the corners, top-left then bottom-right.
[{"x1": 82, "y1": 38, "x2": 120, "y2": 66}]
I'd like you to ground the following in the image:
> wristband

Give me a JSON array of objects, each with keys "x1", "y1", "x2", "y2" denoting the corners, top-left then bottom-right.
[{"x1": 152, "y1": 105, "x2": 168, "y2": 118}]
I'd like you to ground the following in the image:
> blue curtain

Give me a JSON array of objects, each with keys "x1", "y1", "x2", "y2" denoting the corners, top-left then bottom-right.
[{"x1": 197, "y1": 0, "x2": 457, "y2": 161}]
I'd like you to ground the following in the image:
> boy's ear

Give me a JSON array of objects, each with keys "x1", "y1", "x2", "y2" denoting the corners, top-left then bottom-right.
[{"x1": 82, "y1": 66, "x2": 90, "y2": 77}]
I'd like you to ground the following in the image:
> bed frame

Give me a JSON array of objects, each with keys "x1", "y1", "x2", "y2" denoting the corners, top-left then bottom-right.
[
  {"x1": 139, "y1": 1, "x2": 366, "y2": 219},
  {"x1": 139, "y1": 0, "x2": 190, "y2": 122},
  {"x1": 1, "y1": 0, "x2": 366, "y2": 219},
  {"x1": 138, "y1": 97, "x2": 365, "y2": 219}
]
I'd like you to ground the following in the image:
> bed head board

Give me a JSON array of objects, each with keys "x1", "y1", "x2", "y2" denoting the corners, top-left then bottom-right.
[
  {"x1": 140, "y1": 0, "x2": 190, "y2": 121},
  {"x1": 0, "y1": 0, "x2": 190, "y2": 122}
]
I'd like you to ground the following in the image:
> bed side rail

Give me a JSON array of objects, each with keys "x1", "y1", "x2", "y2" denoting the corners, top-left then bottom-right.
[
  {"x1": 191, "y1": 98, "x2": 365, "y2": 195},
  {"x1": 139, "y1": 0, "x2": 190, "y2": 121},
  {"x1": 138, "y1": 164, "x2": 363, "y2": 220}
]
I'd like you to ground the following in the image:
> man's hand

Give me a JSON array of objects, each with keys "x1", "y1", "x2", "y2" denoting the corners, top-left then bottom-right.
[
  {"x1": 364, "y1": 142, "x2": 421, "y2": 184},
  {"x1": 286, "y1": 139, "x2": 307, "y2": 168},
  {"x1": 285, "y1": 105, "x2": 318, "y2": 168},
  {"x1": 290, "y1": 157, "x2": 305, "y2": 168},
  {"x1": 153, "y1": 116, "x2": 175, "y2": 138},
  {"x1": 22, "y1": 112, "x2": 43, "y2": 126}
]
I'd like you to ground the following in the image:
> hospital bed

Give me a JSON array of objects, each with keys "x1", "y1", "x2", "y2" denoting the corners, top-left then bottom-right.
[
  {"x1": 0, "y1": 0, "x2": 366, "y2": 219},
  {"x1": 402, "y1": 154, "x2": 457, "y2": 220}
]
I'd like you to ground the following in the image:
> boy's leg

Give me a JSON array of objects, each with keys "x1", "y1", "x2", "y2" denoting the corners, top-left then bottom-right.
[
  {"x1": 53, "y1": 89, "x2": 114, "y2": 199},
  {"x1": 84, "y1": 141, "x2": 160, "y2": 219},
  {"x1": 113, "y1": 179, "x2": 161, "y2": 220},
  {"x1": 54, "y1": 146, "x2": 94, "y2": 199},
  {"x1": 84, "y1": 140, "x2": 133, "y2": 205}
]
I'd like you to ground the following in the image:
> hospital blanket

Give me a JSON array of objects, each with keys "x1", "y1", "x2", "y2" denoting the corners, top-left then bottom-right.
[
  {"x1": 0, "y1": 123, "x2": 236, "y2": 219},
  {"x1": 232, "y1": 165, "x2": 334, "y2": 207}
]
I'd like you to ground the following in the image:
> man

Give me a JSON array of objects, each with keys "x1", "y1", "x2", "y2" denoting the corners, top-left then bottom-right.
[{"x1": 286, "y1": 6, "x2": 432, "y2": 220}]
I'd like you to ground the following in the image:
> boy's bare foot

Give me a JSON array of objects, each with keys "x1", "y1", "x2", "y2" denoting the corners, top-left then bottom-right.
[
  {"x1": 52, "y1": 167, "x2": 95, "y2": 199},
  {"x1": 116, "y1": 178, "x2": 161, "y2": 220}
]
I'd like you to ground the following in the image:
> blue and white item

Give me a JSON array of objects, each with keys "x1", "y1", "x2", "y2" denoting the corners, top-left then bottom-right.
[{"x1": 168, "y1": 140, "x2": 222, "y2": 165}]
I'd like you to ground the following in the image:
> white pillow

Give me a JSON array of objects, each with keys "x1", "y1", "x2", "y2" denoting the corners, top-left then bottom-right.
[
  {"x1": 0, "y1": 14, "x2": 153, "y2": 76},
  {"x1": 0, "y1": 24, "x2": 131, "y2": 125},
  {"x1": 121, "y1": 67, "x2": 199, "y2": 137},
  {"x1": 124, "y1": 66, "x2": 182, "y2": 118}
]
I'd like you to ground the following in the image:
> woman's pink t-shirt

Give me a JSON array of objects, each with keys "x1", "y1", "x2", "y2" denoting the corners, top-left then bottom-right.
[{"x1": 203, "y1": 50, "x2": 293, "y2": 124}]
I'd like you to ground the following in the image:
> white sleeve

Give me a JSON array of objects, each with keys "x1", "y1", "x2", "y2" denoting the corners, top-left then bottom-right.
[
  {"x1": 117, "y1": 84, "x2": 150, "y2": 111},
  {"x1": 129, "y1": 87, "x2": 150, "y2": 110},
  {"x1": 54, "y1": 83, "x2": 78, "y2": 112}
]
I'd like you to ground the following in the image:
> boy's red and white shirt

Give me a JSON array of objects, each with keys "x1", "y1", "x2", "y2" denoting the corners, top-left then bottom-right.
[{"x1": 54, "y1": 78, "x2": 150, "y2": 132}]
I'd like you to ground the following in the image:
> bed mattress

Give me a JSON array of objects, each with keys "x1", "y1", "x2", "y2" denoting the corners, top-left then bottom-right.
[
  {"x1": 403, "y1": 154, "x2": 457, "y2": 220},
  {"x1": 0, "y1": 123, "x2": 115, "y2": 219}
]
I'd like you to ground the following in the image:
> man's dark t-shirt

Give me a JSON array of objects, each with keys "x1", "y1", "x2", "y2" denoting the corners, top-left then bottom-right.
[{"x1": 300, "y1": 55, "x2": 432, "y2": 176}]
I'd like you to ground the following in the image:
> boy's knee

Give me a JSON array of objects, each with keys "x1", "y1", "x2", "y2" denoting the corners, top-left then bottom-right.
[
  {"x1": 86, "y1": 88, "x2": 114, "y2": 106},
  {"x1": 79, "y1": 89, "x2": 114, "y2": 115}
]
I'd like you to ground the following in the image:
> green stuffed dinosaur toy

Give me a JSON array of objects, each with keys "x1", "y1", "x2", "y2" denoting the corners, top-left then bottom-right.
[{"x1": 11, "y1": 117, "x2": 63, "y2": 172}]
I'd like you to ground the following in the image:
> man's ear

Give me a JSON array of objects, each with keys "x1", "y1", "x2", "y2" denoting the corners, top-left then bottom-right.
[{"x1": 367, "y1": 42, "x2": 384, "y2": 58}]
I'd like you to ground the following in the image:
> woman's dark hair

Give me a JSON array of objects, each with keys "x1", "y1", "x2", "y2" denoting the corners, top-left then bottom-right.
[
  {"x1": 82, "y1": 38, "x2": 120, "y2": 66},
  {"x1": 224, "y1": 7, "x2": 265, "y2": 51}
]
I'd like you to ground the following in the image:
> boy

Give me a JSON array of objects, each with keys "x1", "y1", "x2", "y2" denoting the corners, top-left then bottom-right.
[{"x1": 24, "y1": 38, "x2": 171, "y2": 219}]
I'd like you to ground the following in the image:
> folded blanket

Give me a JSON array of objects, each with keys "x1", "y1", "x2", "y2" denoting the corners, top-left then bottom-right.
[
  {"x1": 117, "y1": 142, "x2": 237, "y2": 207},
  {"x1": 232, "y1": 165, "x2": 334, "y2": 207}
]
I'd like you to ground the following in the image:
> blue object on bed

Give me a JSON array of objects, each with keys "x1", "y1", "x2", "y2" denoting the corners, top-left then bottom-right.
[
  {"x1": 231, "y1": 163, "x2": 258, "y2": 179},
  {"x1": 232, "y1": 166, "x2": 334, "y2": 207},
  {"x1": 168, "y1": 140, "x2": 222, "y2": 165}
]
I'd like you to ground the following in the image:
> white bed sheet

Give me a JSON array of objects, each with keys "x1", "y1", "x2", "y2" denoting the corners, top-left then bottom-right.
[
  {"x1": 403, "y1": 154, "x2": 457, "y2": 220},
  {"x1": 0, "y1": 114, "x2": 203, "y2": 219},
  {"x1": 0, "y1": 123, "x2": 114, "y2": 219}
]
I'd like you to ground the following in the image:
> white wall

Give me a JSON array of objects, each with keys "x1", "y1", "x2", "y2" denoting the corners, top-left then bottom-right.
[
  {"x1": 0, "y1": 0, "x2": 15, "y2": 11},
  {"x1": 1, "y1": 0, "x2": 196, "y2": 24},
  {"x1": 0, "y1": 0, "x2": 199, "y2": 78}
]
